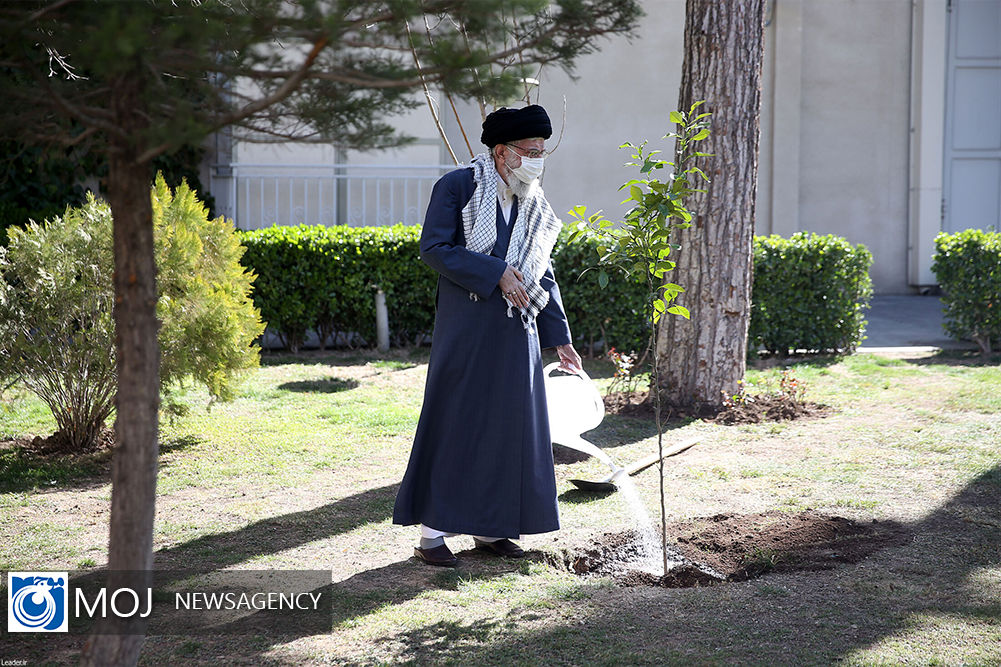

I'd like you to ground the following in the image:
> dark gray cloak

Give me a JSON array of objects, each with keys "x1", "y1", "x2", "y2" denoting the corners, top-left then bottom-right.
[{"x1": 392, "y1": 167, "x2": 572, "y2": 538}]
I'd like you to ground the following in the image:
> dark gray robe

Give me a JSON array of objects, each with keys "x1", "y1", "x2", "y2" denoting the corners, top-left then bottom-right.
[{"x1": 392, "y1": 167, "x2": 573, "y2": 538}]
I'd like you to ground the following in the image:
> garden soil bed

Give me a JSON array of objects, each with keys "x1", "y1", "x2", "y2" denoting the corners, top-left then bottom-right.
[
  {"x1": 552, "y1": 510, "x2": 908, "y2": 588},
  {"x1": 603, "y1": 390, "x2": 831, "y2": 424}
]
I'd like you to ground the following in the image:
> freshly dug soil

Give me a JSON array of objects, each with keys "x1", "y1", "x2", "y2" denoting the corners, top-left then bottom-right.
[
  {"x1": 712, "y1": 395, "x2": 832, "y2": 424},
  {"x1": 552, "y1": 510, "x2": 908, "y2": 588},
  {"x1": 603, "y1": 390, "x2": 831, "y2": 425}
]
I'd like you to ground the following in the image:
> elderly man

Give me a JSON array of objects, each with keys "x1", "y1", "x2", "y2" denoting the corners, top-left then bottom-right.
[{"x1": 392, "y1": 104, "x2": 583, "y2": 567}]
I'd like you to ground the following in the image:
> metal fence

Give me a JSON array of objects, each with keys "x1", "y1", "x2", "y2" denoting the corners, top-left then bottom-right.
[{"x1": 209, "y1": 163, "x2": 455, "y2": 229}]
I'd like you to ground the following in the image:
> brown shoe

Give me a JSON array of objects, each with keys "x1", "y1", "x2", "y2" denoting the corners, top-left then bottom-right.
[
  {"x1": 473, "y1": 538, "x2": 525, "y2": 558},
  {"x1": 414, "y1": 543, "x2": 458, "y2": 567}
]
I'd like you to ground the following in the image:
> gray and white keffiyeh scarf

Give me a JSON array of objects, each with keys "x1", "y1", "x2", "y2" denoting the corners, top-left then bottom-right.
[{"x1": 461, "y1": 153, "x2": 562, "y2": 330}]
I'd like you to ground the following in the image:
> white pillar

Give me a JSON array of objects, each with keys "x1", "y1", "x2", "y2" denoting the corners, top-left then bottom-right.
[
  {"x1": 375, "y1": 288, "x2": 390, "y2": 352},
  {"x1": 908, "y1": 0, "x2": 948, "y2": 287}
]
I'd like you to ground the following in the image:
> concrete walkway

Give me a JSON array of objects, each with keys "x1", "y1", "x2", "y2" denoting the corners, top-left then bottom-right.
[{"x1": 857, "y1": 295, "x2": 976, "y2": 353}]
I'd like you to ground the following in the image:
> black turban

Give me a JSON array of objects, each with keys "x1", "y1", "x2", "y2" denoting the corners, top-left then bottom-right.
[{"x1": 480, "y1": 105, "x2": 552, "y2": 147}]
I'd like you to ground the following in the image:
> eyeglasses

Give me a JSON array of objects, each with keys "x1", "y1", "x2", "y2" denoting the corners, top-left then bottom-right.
[{"x1": 504, "y1": 143, "x2": 548, "y2": 159}]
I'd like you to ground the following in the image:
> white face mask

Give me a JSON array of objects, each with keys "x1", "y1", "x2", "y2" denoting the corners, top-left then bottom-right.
[{"x1": 504, "y1": 147, "x2": 545, "y2": 183}]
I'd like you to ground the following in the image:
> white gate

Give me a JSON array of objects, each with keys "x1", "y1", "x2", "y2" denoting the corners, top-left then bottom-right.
[{"x1": 943, "y1": 0, "x2": 1001, "y2": 233}]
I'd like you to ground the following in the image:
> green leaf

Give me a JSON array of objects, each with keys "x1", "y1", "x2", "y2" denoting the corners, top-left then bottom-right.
[
  {"x1": 598, "y1": 270, "x2": 609, "y2": 289},
  {"x1": 669, "y1": 111, "x2": 684, "y2": 124},
  {"x1": 667, "y1": 305, "x2": 690, "y2": 319}
]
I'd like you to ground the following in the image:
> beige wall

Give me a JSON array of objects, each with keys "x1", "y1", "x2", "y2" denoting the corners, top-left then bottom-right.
[
  {"x1": 532, "y1": 1, "x2": 687, "y2": 230},
  {"x1": 795, "y1": 0, "x2": 913, "y2": 293},
  {"x1": 222, "y1": 0, "x2": 944, "y2": 293}
]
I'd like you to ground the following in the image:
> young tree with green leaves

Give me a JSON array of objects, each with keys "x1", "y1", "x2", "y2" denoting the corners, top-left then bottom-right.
[
  {"x1": 0, "y1": 2, "x2": 641, "y2": 662},
  {"x1": 569, "y1": 103, "x2": 711, "y2": 576}
]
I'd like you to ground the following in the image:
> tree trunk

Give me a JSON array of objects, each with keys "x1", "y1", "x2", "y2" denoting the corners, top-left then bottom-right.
[
  {"x1": 80, "y1": 73, "x2": 158, "y2": 667},
  {"x1": 656, "y1": 0, "x2": 764, "y2": 411}
]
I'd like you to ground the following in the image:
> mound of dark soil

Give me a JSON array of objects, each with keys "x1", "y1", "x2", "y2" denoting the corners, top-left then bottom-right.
[
  {"x1": 712, "y1": 395, "x2": 832, "y2": 424},
  {"x1": 2, "y1": 427, "x2": 116, "y2": 457},
  {"x1": 552, "y1": 510, "x2": 908, "y2": 588},
  {"x1": 603, "y1": 390, "x2": 831, "y2": 425},
  {"x1": 669, "y1": 510, "x2": 907, "y2": 580},
  {"x1": 603, "y1": 391, "x2": 659, "y2": 419}
]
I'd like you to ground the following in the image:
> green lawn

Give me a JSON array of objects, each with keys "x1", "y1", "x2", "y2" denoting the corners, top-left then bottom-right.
[{"x1": 1, "y1": 348, "x2": 999, "y2": 666}]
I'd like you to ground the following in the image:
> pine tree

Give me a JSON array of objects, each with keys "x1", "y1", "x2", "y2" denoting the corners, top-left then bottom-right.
[{"x1": 0, "y1": 2, "x2": 641, "y2": 662}]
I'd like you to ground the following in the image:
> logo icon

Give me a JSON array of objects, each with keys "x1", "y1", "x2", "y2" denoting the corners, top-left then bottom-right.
[{"x1": 8, "y1": 572, "x2": 68, "y2": 632}]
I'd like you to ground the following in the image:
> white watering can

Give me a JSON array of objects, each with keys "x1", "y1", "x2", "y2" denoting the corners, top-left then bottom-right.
[{"x1": 543, "y1": 362, "x2": 620, "y2": 474}]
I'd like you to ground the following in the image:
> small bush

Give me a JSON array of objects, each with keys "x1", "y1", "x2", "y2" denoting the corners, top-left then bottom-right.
[
  {"x1": 0, "y1": 176, "x2": 264, "y2": 451},
  {"x1": 932, "y1": 229, "x2": 1001, "y2": 355},
  {"x1": 749, "y1": 232, "x2": 873, "y2": 355}
]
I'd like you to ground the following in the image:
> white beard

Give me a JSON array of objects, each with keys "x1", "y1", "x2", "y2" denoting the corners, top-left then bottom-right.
[{"x1": 510, "y1": 176, "x2": 534, "y2": 200}]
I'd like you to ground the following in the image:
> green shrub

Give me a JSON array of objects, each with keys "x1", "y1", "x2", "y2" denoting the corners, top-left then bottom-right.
[
  {"x1": 238, "y1": 225, "x2": 437, "y2": 351},
  {"x1": 153, "y1": 175, "x2": 265, "y2": 403},
  {"x1": 0, "y1": 176, "x2": 264, "y2": 451},
  {"x1": 238, "y1": 225, "x2": 876, "y2": 360},
  {"x1": 932, "y1": 229, "x2": 1001, "y2": 356},
  {"x1": 239, "y1": 225, "x2": 648, "y2": 355},
  {"x1": 749, "y1": 232, "x2": 873, "y2": 356}
]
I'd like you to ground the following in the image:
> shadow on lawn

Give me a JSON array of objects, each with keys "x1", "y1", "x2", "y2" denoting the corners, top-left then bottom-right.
[
  {"x1": 363, "y1": 464, "x2": 1001, "y2": 665},
  {"x1": 277, "y1": 377, "x2": 360, "y2": 393},
  {"x1": 154, "y1": 483, "x2": 399, "y2": 572},
  {"x1": 0, "y1": 433, "x2": 203, "y2": 494},
  {"x1": 259, "y1": 347, "x2": 430, "y2": 368},
  {"x1": 898, "y1": 349, "x2": 1001, "y2": 367}
]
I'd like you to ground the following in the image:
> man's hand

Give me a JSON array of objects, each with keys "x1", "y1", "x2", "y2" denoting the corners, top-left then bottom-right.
[
  {"x1": 556, "y1": 343, "x2": 583, "y2": 375},
  {"x1": 498, "y1": 264, "x2": 529, "y2": 308}
]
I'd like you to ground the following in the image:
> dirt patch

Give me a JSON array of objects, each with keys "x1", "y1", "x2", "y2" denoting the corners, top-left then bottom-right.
[
  {"x1": 551, "y1": 510, "x2": 908, "y2": 588},
  {"x1": 1, "y1": 427, "x2": 115, "y2": 457},
  {"x1": 711, "y1": 395, "x2": 832, "y2": 424},
  {"x1": 602, "y1": 390, "x2": 831, "y2": 425}
]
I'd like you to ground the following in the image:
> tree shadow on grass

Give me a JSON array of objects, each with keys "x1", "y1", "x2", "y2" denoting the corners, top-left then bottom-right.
[
  {"x1": 0, "y1": 442, "x2": 111, "y2": 494},
  {"x1": 383, "y1": 464, "x2": 1001, "y2": 665},
  {"x1": 898, "y1": 349, "x2": 1001, "y2": 367},
  {"x1": 260, "y1": 347, "x2": 430, "y2": 369},
  {"x1": 277, "y1": 377, "x2": 360, "y2": 393},
  {"x1": 153, "y1": 483, "x2": 400, "y2": 572},
  {"x1": 0, "y1": 432, "x2": 203, "y2": 494}
]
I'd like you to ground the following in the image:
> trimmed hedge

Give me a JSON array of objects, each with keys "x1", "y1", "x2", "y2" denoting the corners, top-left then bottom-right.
[
  {"x1": 932, "y1": 229, "x2": 1001, "y2": 355},
  {"x1": 749, "y1": 232, "x2": 873, "y2": 355},
  {"x1": 239, "y1": 225, "x2": 436, "y2": 351},
  {"x1": 238, "y1": 225, "x2": 873, "y2": 357}
]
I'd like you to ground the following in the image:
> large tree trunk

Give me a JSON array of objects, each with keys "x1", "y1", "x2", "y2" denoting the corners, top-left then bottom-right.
[
  {"x1": 656, "y1": 0, "x2": 764, "y2": 411},
  {"x1": 80, "y1": 72, "x2": 158, "y2": 667}
]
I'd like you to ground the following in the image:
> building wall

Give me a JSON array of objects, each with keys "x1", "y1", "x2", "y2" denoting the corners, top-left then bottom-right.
[
  {"x1": 795, "y1": 0, "x2": 913, "y2": 293},
  {"x1": 215, "y1": 0, "x2": 947, "y2": 294}
]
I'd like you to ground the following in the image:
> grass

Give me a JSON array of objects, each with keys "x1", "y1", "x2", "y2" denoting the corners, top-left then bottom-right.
[{"x1": 0, "y1": 348, "x2": 999, "y2": 665}]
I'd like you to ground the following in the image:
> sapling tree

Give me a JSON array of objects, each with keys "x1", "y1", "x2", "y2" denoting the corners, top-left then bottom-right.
[{"x1": 568, "y1": 102, "x2": 711, "y2": 575}]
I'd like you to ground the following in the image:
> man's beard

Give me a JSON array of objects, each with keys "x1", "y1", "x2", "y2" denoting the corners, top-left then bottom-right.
[{"x1": 509, "y1": 175, "x2": 534, "y2": 200}]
